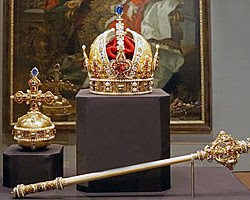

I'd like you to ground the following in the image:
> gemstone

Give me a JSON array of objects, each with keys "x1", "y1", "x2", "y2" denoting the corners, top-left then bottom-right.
[
  {"x1": 132, "y1": 88, "x2": 138, "y2": 92},
  {"x1": 132, "y1": 82, "x2": 138, "y2": 87},
  {"x1": 132, "y1": 66, "x2": 137, "y2": 71},
  {"x1": 116, "y1": 4, "x2": 123, "y2": 15},
  {"x1": 31, "y1": 67, "x2": 39, "y2": 77},
  {"x1": 106, "y1": 87, "x2": 110, "y2": 92},
  {"x1": 105, "y1": 82, "x2": 111, "y2": 87}
]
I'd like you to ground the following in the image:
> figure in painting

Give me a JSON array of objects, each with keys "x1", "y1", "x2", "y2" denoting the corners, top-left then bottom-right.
[{"x1": 140, "y1": 0, "x2": 185, "y2": 87}]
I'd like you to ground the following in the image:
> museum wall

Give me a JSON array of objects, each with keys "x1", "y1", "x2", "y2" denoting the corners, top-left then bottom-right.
[
  {"x1": 210, "y1": 0, "x2": 250, "y2": 170},
  {"x1": 211, "y1": 0, "x2": 250, "y2": 140},
  {"x1": 0, "y1": 0, "x2": 250, "y2": 169}
]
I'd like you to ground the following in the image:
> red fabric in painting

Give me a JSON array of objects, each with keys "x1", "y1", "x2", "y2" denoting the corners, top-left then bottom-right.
[{"x1": 44, "y1": 0, "x2": 59, "y2": 10}]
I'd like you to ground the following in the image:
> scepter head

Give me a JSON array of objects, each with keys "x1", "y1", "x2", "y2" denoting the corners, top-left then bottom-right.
[{"x1": 194, "y1": 131, "x2": 250, "y2": 170}]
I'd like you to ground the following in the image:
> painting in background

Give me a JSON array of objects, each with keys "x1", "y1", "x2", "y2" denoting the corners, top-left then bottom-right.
[{"x1": 3, "y1": 0, "x2": 211, "y2": 134}]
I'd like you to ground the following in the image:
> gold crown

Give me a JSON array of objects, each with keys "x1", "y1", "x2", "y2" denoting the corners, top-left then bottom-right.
[
  {"x1": 11, "y1": 67, "x2": 58, "y2": 149},
  {"x1": 82, "y1": 5, "x2": 159, "y2": 95}
]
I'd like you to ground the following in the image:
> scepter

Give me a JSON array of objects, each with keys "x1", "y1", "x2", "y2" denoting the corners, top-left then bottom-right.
[{"x1": 12, "y1": 131, "x2": 250, "y2": 198}]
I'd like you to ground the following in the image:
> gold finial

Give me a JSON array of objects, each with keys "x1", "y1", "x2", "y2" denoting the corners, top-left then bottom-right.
[
  {"x1": 82, "y1": 45, "x2": 89, "y2": 70},
  {"x1": 194, "y1": 131, "x2": 250, "y2": 170},
  {"x1": 152, "y1": 44, "x2": 160, "y2": 71},
  {"x1": 11, "y1": 67, "x2": 58, "y2": 111}
]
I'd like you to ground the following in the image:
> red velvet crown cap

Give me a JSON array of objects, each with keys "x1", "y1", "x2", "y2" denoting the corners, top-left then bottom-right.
[{"x1": 106, "y1": 36, "x2": 135, "y2": 60}]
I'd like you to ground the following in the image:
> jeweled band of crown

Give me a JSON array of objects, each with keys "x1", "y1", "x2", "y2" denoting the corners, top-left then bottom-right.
[
  {"x1": 82, "y1": 4, "x2": 160, "y2": 95},
  {"x1": 11, "y1": 67, "x2": 58, "y2": 149}
]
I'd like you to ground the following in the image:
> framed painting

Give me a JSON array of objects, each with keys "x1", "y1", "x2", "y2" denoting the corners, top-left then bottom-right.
[{"x1": 3, "y1": 0, "x2": 211, "y2": 137}]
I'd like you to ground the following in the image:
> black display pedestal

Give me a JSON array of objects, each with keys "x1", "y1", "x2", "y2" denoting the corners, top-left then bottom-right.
[
  {"x1": 76, "y1": 89, "x2": 170, "y2": 193},
  {"x1": 3, "y1": 144, "x2": 63, "y2": 188}
]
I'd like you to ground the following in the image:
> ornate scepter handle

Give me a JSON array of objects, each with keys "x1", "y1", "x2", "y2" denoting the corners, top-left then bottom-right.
[
  {"x1": 11, "y1": 177, "x2": 66, "y2": 198},
  {"x1": 12, "y1": 131, "x2": 250, "y2": 198}
]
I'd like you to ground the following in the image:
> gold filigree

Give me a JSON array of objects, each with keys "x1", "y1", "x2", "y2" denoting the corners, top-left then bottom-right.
[
  {"x1": 11, "y1": 69, "x2": 55, "y2": 112},
  {"x1": 12, "y1": 177, "x2": 65, "y2": 198},
  {"x1": 194, "y1": 131, "x2": 250, "y2": 170}
]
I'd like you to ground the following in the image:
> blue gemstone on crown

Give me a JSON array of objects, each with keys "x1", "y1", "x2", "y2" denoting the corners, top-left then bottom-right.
[
  {"x1": 31, "y1": 67, "x2": 39, "y2": 77},
  {"x1": 116, "y1": 4, "x2": 123, "y2": 16}
]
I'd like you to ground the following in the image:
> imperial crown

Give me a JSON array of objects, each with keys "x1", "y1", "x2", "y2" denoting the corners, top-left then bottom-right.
[
  {"x1": 11, "y1": 67, "x2": 58, "y2": 149},
  {"x1": 82, "y1": 4, "x2": 159, "y2": 95}
]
